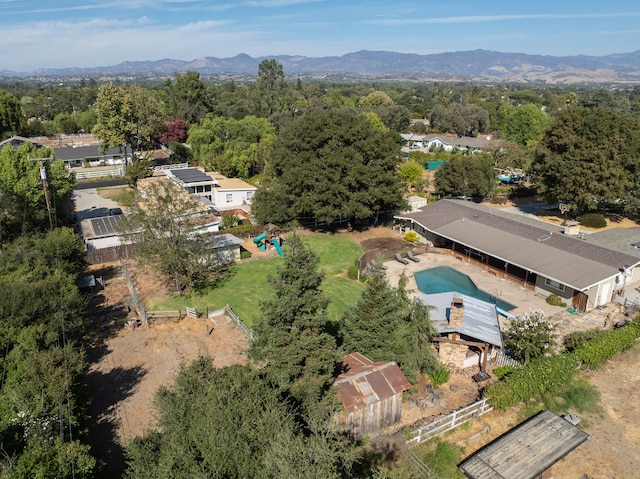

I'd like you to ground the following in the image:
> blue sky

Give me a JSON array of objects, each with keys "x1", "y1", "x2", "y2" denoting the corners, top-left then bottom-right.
[{"x1": 1, "y1": 0, "x2": 639, "y2": 72}]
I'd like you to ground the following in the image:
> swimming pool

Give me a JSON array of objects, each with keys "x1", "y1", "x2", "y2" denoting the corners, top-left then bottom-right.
[{"x1": 414, "y1": 266, "x2": 517, "y2": 311}]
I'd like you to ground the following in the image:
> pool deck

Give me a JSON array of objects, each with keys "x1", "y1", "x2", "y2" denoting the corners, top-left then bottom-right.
[{"x1": 382, "y1": 250, "x2": 630, "y2": 341}]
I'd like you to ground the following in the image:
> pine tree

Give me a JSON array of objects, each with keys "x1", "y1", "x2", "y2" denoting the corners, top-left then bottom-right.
[
  {"x1": 340, "y1": 263, "x2": 440, "y2": 381},
  {"x1": 248, "y1": 232, "x2": 340, "y2": 415}
]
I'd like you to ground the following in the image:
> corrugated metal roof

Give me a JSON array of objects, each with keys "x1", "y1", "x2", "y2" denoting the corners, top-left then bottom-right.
[
  {"x1": 459, "y1": 410, "x2": 590, "y2": 479},
  {"x1": 334, "y1": 353, "x2": 411, "y2": 413},
  {"x1": 416, "y1": 292, "x2": 503, "y2": 347},
  {"x1": 400, "y1": 199, "x2": 640, "y2": 291}
]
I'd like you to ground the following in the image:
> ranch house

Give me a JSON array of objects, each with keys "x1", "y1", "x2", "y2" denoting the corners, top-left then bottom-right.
[{"x1": 396, "y1": 199, "x2": 640, "y2": 313}]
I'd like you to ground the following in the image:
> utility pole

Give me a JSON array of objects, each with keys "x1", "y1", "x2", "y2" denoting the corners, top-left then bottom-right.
[{"x1": 29, "y1": 157, "x2": 55, "y2": 231}]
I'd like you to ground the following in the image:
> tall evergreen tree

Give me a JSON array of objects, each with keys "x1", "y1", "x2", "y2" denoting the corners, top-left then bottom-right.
[
  {"x1": 248, "y1": 232, "x2": 340, "y2": 416},
  {"x1": 340, "y1": 264, "x2": 439, "y2": 381}
]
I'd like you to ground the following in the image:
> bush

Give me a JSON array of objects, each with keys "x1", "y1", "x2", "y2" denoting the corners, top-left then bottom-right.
[
  {"x1": 546, "y1": 293, "x2": 566, "y2": 307},
  {"x1": 240, "y1": 250, "x2": 251, "y2": 260},
  {"x1": 489, "y1": 196, "x2": 508, "y2": 205},
  {"x1": 429, "y1": 366, "x2": 450, "y2": 389},
  {"x1": 576, "y1": 213, "x2": 607, "y2": 228},
  {"x1": 505, "y1": 310, "x2": 557, "y2": 365},
  {"x1": 485, "y1": 354, "x2": 580, "y2": 410},
  {"x1": 492, "y1": 365, "x2": 516, "y2": 379},
  {"x1": 405, "y1": 231, "x2": 418, "y2": 242},
  {"x1": 347, "y1": 263, "x2": 359, "y2": 280},
  {"x1": 574, "y1": 320, "x2": 640, "y2": 369},
  {"x1": 563, "y1": 329, "x2": 601, "y2": 352}
]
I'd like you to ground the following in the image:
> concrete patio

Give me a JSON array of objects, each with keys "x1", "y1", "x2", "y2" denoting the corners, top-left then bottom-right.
[{"x1": 382, "y1": 249, "x2": 633, "y2": 343}]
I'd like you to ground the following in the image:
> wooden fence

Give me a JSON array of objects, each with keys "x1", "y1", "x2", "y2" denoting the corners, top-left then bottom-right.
[
  {"x1": 406, "y1": 398, "x2": 493, "y2": 446},
  {"x1": 146, "y1": 310, "x2": 183, "y2": 320},
  {"x1": 492, "y1": 350, "x2": 523, "y2": 369},
  {"x1": 223, "y1": 305, "x2": 255, "y2": 340},
  {"x1": 76, "y1": 167, "x2": 124, "y2": 179}
]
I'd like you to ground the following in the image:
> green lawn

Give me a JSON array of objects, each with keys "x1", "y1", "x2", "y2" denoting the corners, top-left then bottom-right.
[{"x1": 146, "y1": 232, "x2": 365, "y2": 327}]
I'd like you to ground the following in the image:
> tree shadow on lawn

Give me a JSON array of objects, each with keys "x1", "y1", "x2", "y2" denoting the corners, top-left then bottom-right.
[
  {"x1": 85, "y1": 364, "x2": 147, "y2": 479},
  {"x1": 190, "y1": 265, "x2": 236, "y2": 296}
]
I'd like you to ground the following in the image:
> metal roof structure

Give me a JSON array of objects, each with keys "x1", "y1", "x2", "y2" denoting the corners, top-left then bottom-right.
[
  {"x1": 53, "y1": 144, "x2": 123, "y2": 160},
  {"x1": 398, "y1": 199, "x2": 640, "y2": 291},
  {"x1": 205, "y1": 233, "x2": 244, "y2": 249},
  {"x1": 334, "y1": 353, "x2": 411, "y2": 413},
  {"x1": 415, "y1": 292, "x2": 503, "y2": 347},
  {"x1": 459, "y1": 410, "x2": 590, "y2": 479},
  {"x1": 168, "y1": 167, "x2": 216, "y2": 184}
]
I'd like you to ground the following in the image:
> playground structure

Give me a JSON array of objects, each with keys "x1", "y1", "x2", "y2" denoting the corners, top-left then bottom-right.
[{"x1": 253, "y1": 224, "x2": 284, "y2": 256}]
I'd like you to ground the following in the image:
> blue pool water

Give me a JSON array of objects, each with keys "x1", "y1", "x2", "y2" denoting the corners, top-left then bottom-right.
[{"x1": 414, "y1": 266, "x2": 517, "y2": 311}]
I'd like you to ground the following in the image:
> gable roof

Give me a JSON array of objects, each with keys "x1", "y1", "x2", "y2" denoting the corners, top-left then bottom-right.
[
  {"x1": 0, "y1": 135, "x2": 42, "y2": 150},
  {"x1": 334, "y1": 353, "x2": 411, "y2": 412},
  {"x1": 459, "y1": 410, "x2": 589, "y2": 479},
  {"x1": 398, "y1": 199, "x2": 640, "y2": 291},
  {"x1": 416, "y1": 292, "x2": 503, "y2": 347}
]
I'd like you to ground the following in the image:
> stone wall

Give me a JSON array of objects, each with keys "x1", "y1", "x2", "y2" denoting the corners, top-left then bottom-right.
[{"x1": 438, "y1": 342, "x2": 468, "y2": 369}]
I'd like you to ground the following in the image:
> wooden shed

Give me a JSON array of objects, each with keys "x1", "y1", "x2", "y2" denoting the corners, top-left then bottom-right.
[
  {"x1": 459, "y1": 410, "x2": 590, "y2": 479},
  {"x1": 333, "y1": 352, "x2": 411, "y2": 439}
]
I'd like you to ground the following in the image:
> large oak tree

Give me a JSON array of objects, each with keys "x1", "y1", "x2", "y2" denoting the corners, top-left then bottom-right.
[
  {"x1": 252, "y1": 108, "x2": 406, "y2": 226},
  {"x1": 532, "y1": 107, "x2": 640, "y2": 212}
]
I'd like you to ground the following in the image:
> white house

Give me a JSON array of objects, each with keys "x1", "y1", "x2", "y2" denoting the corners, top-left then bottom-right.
[{"x1": 207, "y1": 173, "x2": 257, "y2": 211}]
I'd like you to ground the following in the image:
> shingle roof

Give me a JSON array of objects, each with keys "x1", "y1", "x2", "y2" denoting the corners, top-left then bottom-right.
[
  {"x1": 334, "y1": 353, "x2": 411, "y2": 412},
  {"x1": 459, "y1": 410, "x2": 589, "y2": 479},
  {"x1": 398, "y1": 199, "x2": 640, "y2": 291}
]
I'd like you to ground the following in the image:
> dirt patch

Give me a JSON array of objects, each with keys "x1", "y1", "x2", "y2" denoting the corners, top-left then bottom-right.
[
  {"x1": 536, "y1": 209, "x2": 639, "y2": 231},
  {"x1": 84, "y1": 262, "x2": 249, "y2": 477}
]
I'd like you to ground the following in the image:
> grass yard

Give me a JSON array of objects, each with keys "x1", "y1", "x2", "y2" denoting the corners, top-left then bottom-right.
[{"x1": 146, "y1": 232, "x2": 366, "y2": 326}]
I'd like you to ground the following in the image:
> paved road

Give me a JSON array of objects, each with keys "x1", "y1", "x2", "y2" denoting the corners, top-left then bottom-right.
[
  {"x1": 72, "y1": 188, "x2": 120, "y2": 221},
  {"x1": 75, "y1": 179, "x2": 127, "y2": 190}
]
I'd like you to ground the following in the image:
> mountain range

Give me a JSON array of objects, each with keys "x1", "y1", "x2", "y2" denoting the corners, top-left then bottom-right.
[{"x1": 3, "y1": 49, "x2": 640, "y2": 84}]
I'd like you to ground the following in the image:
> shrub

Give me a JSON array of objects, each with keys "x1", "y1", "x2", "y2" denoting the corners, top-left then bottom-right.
[
  {"x1": 485, "y1": 354, "x2": 580, "y2": 410},
  {"x1": 563, "y1": 329, "x2": 601, "y2": 352},
  {"x1": 492, "y1": 365, "x2": 516, "y2": 379},
  {"x1": 429, "y1": 366, "x2": 450, "y2": 389},
  {"x1": 347, "y1": 263, "x2": 359, "y2": 280},
  {"x1": 489, "y1": 196, "x2": 508, "y2": 205},
  {"x1": 574, "y1": 319, "x2": 640, "y2": 369},
  {"x1": 576, "y1": 213, "x2": 607, "y2": 228},
  {"x1": 405, "y1": 231, "x2": 418, "y2": 242},
  {"x1": 505, "y1": 310, "x2": 557, "y2": 365},
  {"x1": 240, "y1": 250, "x2": 251, "y2": 260},
  {"x1": 546, "y1": 293, "x2": 566, "y2": 307}
]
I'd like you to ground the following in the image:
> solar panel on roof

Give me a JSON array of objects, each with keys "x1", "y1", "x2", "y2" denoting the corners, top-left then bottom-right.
[
  {"x1": 89, "y1": 215, "x2": 122, "y2": 238},
  {"x1": 170, "y1": 168, "x2": 213, "y2": 183}
]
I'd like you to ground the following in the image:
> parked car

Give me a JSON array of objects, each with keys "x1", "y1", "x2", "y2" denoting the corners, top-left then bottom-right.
[{"x1": 108, "y1": 207, "x2": 123, "y2": 216}]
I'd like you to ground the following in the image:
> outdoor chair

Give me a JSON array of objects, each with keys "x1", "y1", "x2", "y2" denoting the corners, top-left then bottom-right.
[
  {"x1": 395, "y1": 253, "x2": 409, "y2": 265},
  {"x1": 407, "y1": 251, "x2": 420, "y2": 262}
]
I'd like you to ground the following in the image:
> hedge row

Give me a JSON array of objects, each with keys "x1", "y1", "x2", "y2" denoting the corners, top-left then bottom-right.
[
  {"x1": 485, "y1": 319, "x2": 640, "y2": 410},
  {"x1": 484, "y1": 354, "x2": 579, "y2": 410},
  {"x1": 574, "y1": 320, "x2": 640, "y2": 369}
]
